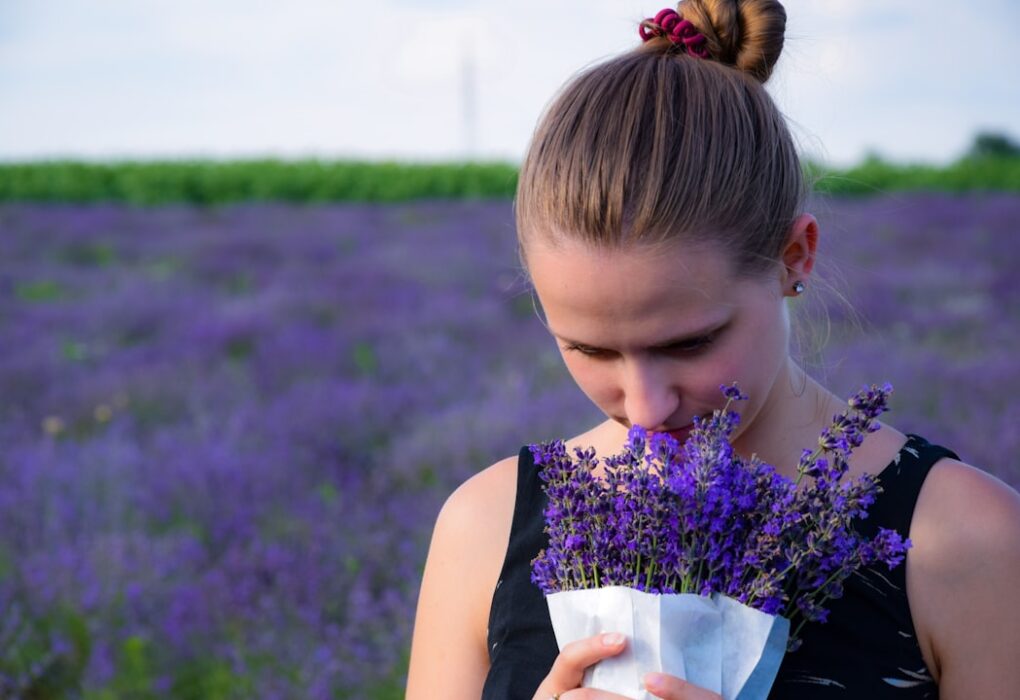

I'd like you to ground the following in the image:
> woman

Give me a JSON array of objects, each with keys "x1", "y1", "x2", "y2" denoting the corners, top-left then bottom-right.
[{"x1": 405, "y1": 1, "x2": 1020, "y2": 698}]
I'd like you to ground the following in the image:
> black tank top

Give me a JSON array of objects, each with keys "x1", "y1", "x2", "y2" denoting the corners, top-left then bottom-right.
[{"x1": 482, "y1": 433, "x2": 959, "y2": 699}]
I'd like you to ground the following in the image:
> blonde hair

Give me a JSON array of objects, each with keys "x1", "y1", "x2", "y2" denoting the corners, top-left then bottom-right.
[{"x1": 515, "y1": 0, "x2": 807, "y2": 279}]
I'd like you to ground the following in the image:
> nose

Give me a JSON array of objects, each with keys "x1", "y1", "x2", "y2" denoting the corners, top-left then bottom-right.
[{"x1": 621, "y1": 359, "x2": 679, "y2": 431}]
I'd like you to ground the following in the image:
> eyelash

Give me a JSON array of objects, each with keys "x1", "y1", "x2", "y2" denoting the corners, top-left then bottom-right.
[{"x1": 564, "y1": 333, "x2": 717, "y2": 358}]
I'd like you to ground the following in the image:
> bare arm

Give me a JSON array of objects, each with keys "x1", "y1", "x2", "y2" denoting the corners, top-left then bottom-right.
[
  {"x1": 909, "y1": 459, "x2": 1020, "y2": 699},
  {"x1": 405, "y1": 456, "x2": 517, "y2": 699}
]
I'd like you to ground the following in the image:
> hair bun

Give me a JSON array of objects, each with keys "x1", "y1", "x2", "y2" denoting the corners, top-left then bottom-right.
[{"x1": 677, "y1": 0, "x2": 787, "y2": 82}]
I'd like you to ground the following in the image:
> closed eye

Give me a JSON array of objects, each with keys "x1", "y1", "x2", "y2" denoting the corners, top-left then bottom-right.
[
  {"x1": 563, "y1": 343, "x2": 611, "y2": 358},
  {"x1": 658, "y1": 333, "x2": 717, "y2": 355},
  {"x1": 563, "y1": 331, "x2": 719, "y2": 358}
]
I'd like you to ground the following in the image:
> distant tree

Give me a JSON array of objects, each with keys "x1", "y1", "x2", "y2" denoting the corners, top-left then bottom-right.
[
  {"x1": 859, "y1": 149, "x2": 888, "y2": 165},
  {"x1": 968, "y1": 131, "x2": 1020, "y2": 158}
]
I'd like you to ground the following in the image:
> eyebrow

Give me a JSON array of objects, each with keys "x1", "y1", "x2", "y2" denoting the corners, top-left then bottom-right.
[{"x1": 552, "y1": 320, "x2": 728, "y2": 350}]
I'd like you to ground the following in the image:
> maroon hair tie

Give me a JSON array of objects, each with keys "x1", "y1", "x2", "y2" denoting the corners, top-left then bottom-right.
[{"x1": 639, "y1": 8, "x2": 710, "y2": 59}]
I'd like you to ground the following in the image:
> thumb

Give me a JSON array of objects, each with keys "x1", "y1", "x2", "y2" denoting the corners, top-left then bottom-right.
[{"x1": 532, "y1": 632, "x2": 627, "y2": 698}]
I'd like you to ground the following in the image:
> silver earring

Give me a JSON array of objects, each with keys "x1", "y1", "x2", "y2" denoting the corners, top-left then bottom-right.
[{"x1": 792, "y1": 280, "x2": 806, "y2": 295}]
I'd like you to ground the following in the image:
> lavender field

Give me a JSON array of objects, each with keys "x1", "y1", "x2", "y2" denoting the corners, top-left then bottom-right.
[{"x1": 1, "y1": 194, "x2": 1018, "y2": 698}]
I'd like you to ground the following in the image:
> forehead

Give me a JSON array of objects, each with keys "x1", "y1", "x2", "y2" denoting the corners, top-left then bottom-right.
[{"x1": 526, "y1": 236, "x2": 751, "y2": 344}]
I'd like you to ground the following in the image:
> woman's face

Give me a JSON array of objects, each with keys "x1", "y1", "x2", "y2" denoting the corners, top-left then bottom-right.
[{"x1": 526, "y1": 234, "x2": 793, "y2": 445}]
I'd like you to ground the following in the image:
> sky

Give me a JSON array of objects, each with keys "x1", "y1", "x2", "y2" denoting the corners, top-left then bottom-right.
[{"x1": 1, "y1": 0, "x2": 1017, "y2": 166}]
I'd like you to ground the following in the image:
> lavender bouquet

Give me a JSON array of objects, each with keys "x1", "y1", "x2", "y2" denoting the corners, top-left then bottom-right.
[{"x1": 530, "y1": 383, "x2": 910, "y2": 700}]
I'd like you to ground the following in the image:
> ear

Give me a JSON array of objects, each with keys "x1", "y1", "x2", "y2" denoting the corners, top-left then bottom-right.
[{"x1": 780, "y1": 213, "x2": 819, "y2": 296}]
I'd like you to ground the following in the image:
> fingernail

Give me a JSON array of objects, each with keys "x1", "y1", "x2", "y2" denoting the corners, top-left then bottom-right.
[
  {"x1": 644, "y1": 672, "x2": 665, "y2": 690},
  {"x1": 602, "y1": 632, "x2": 624, "y2": 646}
]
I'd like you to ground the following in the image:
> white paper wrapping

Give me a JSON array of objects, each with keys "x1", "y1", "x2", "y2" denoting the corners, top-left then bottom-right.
[{"x1": 546, "y1": 586, "x2": 789, "y2": 700}]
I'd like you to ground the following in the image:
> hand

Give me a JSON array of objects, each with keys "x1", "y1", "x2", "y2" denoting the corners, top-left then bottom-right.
[
  {"x1": 642, "y1": 672, "x2": 723, "y2": 700},
  {"x1": 532, "y1": 631, "x2": 628, "y2": 699},
  {"x1": 531, "y1": 632, "x2": 723, "y2": 700}
]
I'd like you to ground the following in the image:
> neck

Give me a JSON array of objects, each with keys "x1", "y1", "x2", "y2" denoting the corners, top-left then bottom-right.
[{"x1": 730, "y1": 359, "x2": 846, "y2": 480}]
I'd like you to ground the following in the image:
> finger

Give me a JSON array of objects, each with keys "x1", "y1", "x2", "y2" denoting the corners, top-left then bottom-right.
[
  {"x1": 643, "y1": 672, "x2": 723, "y2": 700},
  {"x1": 532, "y1": 632, "x2": 627, "y2": 698}
]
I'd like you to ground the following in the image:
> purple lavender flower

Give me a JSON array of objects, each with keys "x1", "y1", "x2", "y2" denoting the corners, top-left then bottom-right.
[
  {"x1": 5, "y1": 194, "x2": 1008, "y2": 694},
  {"x1": 532, "y1": 382, "x2": 909, "y2": 650}
]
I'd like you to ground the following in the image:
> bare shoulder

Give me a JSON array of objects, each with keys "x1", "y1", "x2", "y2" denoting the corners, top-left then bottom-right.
[
  {"x1": 440, "y1": 453, "x2": 520, "y2": 537},
  {"x1": 913, "y1": 457, "x2": 1020, "y2": 565},
  {"x1": 406, "y1": 453, "x2": 520, "y2": 698},
  {"x1": 433, "y1": 453, "x2": 521, "y2": 594},
  {"x1": 908, "y1": 457, "x2": 1020, "y2": 697}
]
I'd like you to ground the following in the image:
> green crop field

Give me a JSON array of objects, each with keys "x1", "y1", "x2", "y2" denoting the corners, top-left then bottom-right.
[{"x1": 1, "y1": 153, "x2": 1018, "y2": 205}]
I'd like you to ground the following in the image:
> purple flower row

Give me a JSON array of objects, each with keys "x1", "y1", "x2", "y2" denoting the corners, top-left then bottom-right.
[{"x1": 0, "y1": 194, "x2": 1016, "y2": 694}]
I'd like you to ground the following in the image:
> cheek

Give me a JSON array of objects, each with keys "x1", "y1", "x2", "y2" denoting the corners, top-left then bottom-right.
[
  {"x1": 690, "y1": 352, "x2": 745, "y2": 404},
  {"x1": 725, "y1": 312, "x2": 788, "y2": 391},
  {"x1": 560, "y1": 353, "x2": 618, "y2": 404},
  {"x1": 694, "y1": 326, "x2": 782, "y2": 402},
  {"x1": 563, "y1": 353, "x2": 599, "y2": 391}
]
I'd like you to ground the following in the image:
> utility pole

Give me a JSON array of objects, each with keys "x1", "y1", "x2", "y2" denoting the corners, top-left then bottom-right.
[{"x1": 461, "y1": 39, "x2": 478, "y2": 160}]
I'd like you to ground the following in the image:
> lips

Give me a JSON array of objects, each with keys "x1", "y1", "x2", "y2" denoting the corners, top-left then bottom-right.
[
  {"x1": 664, "y1": 423, "x2": 695, "y2": 441},
  {"x1": 623, "y1": 417, "x2": 705, "y2": 443}
]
